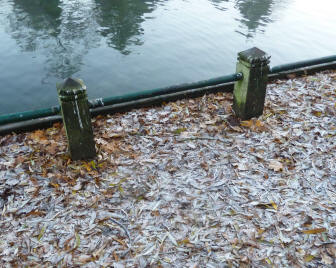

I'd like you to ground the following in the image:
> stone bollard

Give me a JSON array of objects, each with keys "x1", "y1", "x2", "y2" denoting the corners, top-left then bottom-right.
[
  {"x1": 57, "y1": 78, "x2": 96, "y2": 160},
  {"x1": 233, "y1": 47, "x2": 270, "y2": 120}
]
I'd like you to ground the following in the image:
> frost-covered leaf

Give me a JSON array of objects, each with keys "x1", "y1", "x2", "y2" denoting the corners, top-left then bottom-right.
[
  {"x1": 268, "y1": 160, "x2": 283, "y2": 171},
  {"x1": 321, "y1": 253, "x2": 334, "y2": 265}
]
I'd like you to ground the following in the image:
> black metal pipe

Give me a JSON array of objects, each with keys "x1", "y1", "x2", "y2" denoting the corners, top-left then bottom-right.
[
  {"x1": 0, "y1": 73, "x2": 243, "y2": 125},
  {"x1": 0, "y1": 82, "x2": 235, "y2": 135},
  {"x1": 270, "y1": 55, "x2": 336, "y2": 74},
  {"x1": 100, "y1": 73, "x2": 243, "y2": 107}
]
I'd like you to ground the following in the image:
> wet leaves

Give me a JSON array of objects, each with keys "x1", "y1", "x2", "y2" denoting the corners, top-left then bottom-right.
[{"x1": 0, "y1": 71, "x2": 336, "y2": 266}]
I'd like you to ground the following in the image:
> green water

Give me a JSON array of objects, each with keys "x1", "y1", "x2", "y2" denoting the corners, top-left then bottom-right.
[{"x1": 0, "y1": 0, "x2": 335, "y2": 114}]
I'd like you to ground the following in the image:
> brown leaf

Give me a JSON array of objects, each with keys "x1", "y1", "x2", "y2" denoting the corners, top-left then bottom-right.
[
  {"x1": 15, "y1": 155, "x2": 26, "y2": 165},
  {"x1": 26, "y1": 210, "x2": 46, "y2": 217},
  {"x1": 255, "y1": 120, "x2": 264, "y2": 128},
  {"x1": 312, "y1": 110, "x2": 323, "y2": 117},
  {"x1": 29, "y1": 177, "x2": 39, "y2": 186},
  {"x1": 200, "y1": 162, "x2": 209, "y2": 171},
  {"x1": 49, "y1": 182, "x2": 60, "y2": 189},
  {"x1": 287, "y1": 74, "x2": 296, "y2": 79},
  {"x1": 52, "y1": 122, "x2": 62, "y2": 129},
  {"x1": 241, "y1": 119, "x2": 266, "y2": 132},
  {"x1": 151, "y1": 210, "x2": 160, "y2": 217},
  {"x1": 47, "y1": 142, "x2": 58, "y2": 155},
  {"x1": 113, "y1": 251, "x2": 119, "y2": 261},
  {"x1": 102, "y1": 143, "x2": 115, "y2": 153},
  {"x1": 302, "y1": 228, "x2": 327, "y2": 234},
  {"x1": 240, "y1": 120, "x2": 253, "y2": 128},
  {"x1": 112, "y1": 237, "x2": 127, "y2": 248},
  {"x1": 29, "y1": 130, "x2": 47, "y2": 141}
]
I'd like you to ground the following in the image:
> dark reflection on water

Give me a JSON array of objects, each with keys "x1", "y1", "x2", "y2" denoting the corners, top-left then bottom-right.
[
  {"x1": 94, "y1": 0, "x2": 159, "y2": 55},
  {"x1": 210, "y1": 0, "x2": 275, "y2": 38},
  {"x1": 234, "y1": 0, "x2": 274, "y2": 38},
  {"x1": 0, "y1": 0, "x2": 335, "y2": 113},
  {"x1": 210, "y1": 0, "x2": 229, "y2": 11},
  {"x1": 6, "y1": 0, "x2": 161, "y2": 80},
  {"x1": 7, "y1": 0, "x2": 277, "y2": 80},
  {"x1": 9, "y1": 0, "x2": 99, "y2": 79},
  {"x1": 9, "y1": 0, "x2": 62, "y2": 52}
]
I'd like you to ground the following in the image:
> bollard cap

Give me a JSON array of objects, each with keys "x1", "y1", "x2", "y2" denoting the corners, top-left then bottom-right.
[
  {"x1": 57, "y1": 78, "x2": 87, "y2": 102},
  {"x1": 238, "y1": 47, "x2": 270, "y2": 66},
  {"x1": 57, "y1": 77, "x2": 86, "y2": 96}
]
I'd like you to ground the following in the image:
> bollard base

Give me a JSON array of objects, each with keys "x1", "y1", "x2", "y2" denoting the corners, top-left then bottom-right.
[
  {"x1": 57, "y1": 78, "x2": 96, "y2": 161},
  {"x1": 233, "y1": 47, "x2": 270, "y2": 120}
]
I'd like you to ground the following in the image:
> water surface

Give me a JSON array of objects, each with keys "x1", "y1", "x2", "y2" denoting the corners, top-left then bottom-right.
[{"x1": 0, "y1": 0, "x2": 335, "y2": 114}]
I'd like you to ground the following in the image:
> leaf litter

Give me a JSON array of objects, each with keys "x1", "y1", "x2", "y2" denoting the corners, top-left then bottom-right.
[{"x1": 0, "y1": 70, "x2": 336, "y2": 267}]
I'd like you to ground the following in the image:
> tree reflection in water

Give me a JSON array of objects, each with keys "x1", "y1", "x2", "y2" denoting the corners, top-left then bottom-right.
[
  {"x1": 7, "y1": 0, "x2": 159, "y2": 79},
  {"x1": 234, "y1": 0, "x2": 274, "y2": 38},
  {"x1": 235, "y1": 0, "x2": 274, "y2": 38},
  {"x1": 7, "y1": 0, "x2": 280, "y2": 80},
  {"x1": 8, "y1": 0, "x2": 99, "y2": 79},
  {"x1": 8, "y1": 0, "x2": 62, "y2": 52},
  {"x1": 210, "y1": 0, "x2": 229, "y2": 12},
  {"x1": 209, "y1": 0, "x2": 277, "y2": 38},
  {"x1": 94, "y1": 0, "x2": 159, "y2": 55}
]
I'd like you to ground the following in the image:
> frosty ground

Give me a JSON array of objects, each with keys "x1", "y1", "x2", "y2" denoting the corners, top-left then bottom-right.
[{"x1": 0, "y1": 71, "x2": 335, "y2": 267}]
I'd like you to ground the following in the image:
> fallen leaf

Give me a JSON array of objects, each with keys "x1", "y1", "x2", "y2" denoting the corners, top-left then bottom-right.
[
  {"x1": 312, "y1": 110, "x2": 323, "y2": 117},
  {"x1": 256, "y1": 203, "x2": 277, "y2": 210},
  {"x1": 47, "y1": 142, "x2": 58, "y2": 155},
  {"x1": 270, "y1": 201, "x2": 278, "y2": 210},
  {"x1": 49, "y1": 182, "x2": 60, "y2": 188},
  {"x1": 75, "y1": 233, "x2": 80, "y2": 249},
  {"x1": 37, "y1": 225, "x2": 46, "y2": 241},
  {"x1": 321, "y1": 253, "x2": 334, "y2": 265},
  {"x1": 78, "y1": 255, "x2": 94, "y2": 264},
  {"x1": 29, "y1": 129, "x2": 48, "y2": 141},
  {"x1": 268, "y1": 160, "x2": 283, "y2": 171},
  {"x1": 302, "y1": 228, "x2": 327, "y2": 234},
  {"x1": 304, "y1": 254, "x2": 314, "y2": 262},
  {"x1": 174, "y1": 128, "x2": 187, "y2": 134},
  {"x1": 241, "y1": 120, "x2": 253, "y2": 128},
  {"x1": 265, "y1": 258, "x2": 272, "y2": 265},
  {"x1": 200, "y1": 162, "x2": 209, "y2": 171}
]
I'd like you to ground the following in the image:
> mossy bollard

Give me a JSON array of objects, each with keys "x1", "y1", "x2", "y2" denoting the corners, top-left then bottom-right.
[
  {"x1": 57, "y1": 78, "x2": 96, "y2": 160},
  {"x1": 233, "y1": 47, "x2": 270, "y2": 120}
]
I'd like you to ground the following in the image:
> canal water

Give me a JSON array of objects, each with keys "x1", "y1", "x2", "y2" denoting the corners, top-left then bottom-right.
[{"x1": 0, "y1": 0, "x2": 335, "y2": 114}]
